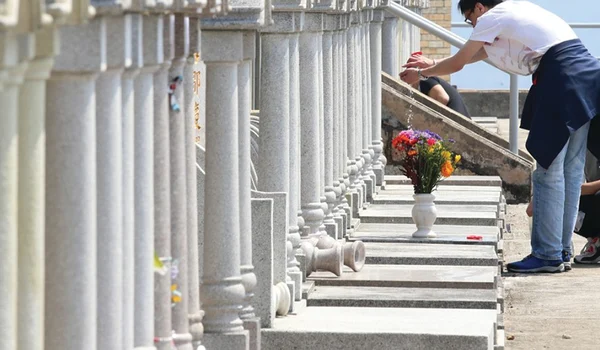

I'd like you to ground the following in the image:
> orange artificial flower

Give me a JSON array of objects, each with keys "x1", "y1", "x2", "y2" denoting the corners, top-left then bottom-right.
[
  {"x1": 407, "y1": 149, "x2": 417, "y2": 157},
  {"x1": 441, "y1": 160, "x2": 454, "y2": 177}
]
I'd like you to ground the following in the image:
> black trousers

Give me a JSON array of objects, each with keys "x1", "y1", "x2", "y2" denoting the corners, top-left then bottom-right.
[{"x1": 575, "y1": 191, "x2": 600, "y2": 238}]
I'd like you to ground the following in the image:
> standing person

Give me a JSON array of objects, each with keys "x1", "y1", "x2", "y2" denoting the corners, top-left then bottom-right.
[{"x1": 401, "y1": 0, "x2": 600, "y2": 273}]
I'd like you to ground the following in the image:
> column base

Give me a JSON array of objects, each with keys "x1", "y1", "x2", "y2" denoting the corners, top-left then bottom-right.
[
  {"x1": 325, "y1": 222, "x2": 338, "y2": 240},
  {"x1": 288, "y1": 270, "x2": 302, "y2": 301},
  {"x1": 295, "y1": 252, "x2": 307, "y2": 282},
  {"x1": 333, "y1": 216, "x2": 344, "y2": 240},
  {"x1": 348, "y1": 191, "x2": 360, "y2": 217},
  {"x1": 364, "y1": 177, "x2": 374, "y2": 203},
  {"x1": 242, "y1": 317, "x2": 261, "y2": 350},
  {"x1": 286, "y1": 280, "x2": 296, "y2": 312},
  {"x1": 374, "y1": 167, "x2": 384, "y2": 187},
  {"x1": 202, "y1": 331, "x2": 249, "y2": 350}
]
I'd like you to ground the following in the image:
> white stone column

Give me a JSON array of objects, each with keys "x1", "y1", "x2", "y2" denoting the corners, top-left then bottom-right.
[
  {"x1": 133, "y1": 14, "x2": 159, "y2": 350},
  {"x1": 154, "y1": 13, "x2": 174, "y2": 350},
  {"x1": 339, "y1": 15, "x2": 353, "y2": 230},
  {"x1": 322, "y1": 16, "x2": 338, "y2": 240},
  {"x1": 96, "y1": 14, "x2": 132, "y2": 350},
  {"x1": 300, "y1": 13, "x2": 343, "y2": 277},
  {"x1": 122, "y1": 13, "x2": 142, "y2": 350},
  {"x1": 410, "y1": 7, "x2": 421, "y2": 54},
  {"x1": 361, "y1": 13, "x2": 376, "y2": 202},
  {"x1": 239, "y1": 32, "x2": 260, "y2": 346},
  {"x1": 345, "y1": 18, "x2": 360, "y2": 218},
  {"x1": 331, "y1": 24, "x2": 344, "y2": 239},
  {"x1": 185, "y1": 18, "x2": 205, "y2": 350},
  {"x1": 382, "y1": 12, "x2": 399, "y2": 77},
  {"x1": 0, "y1": 37, "x2": 25, "y2": 350},
  {"x1": 171, "y1": 15, "x2": 194, "y2": 350},
  {"x1": 199, "y1": 30, "x2": 249, "y2": 348},
  {"x1": 45, "y1": 20, "x2": 105, "y2": 350},
  {"x1": 288, "y1": 13, "x2": 304, "y2": 300},
  {"x1": 17, "y1": 30, "x2": 54, "y2": 350},
  {"x1": 370, "y1": 9, "x2": 386, "y2": 186}
]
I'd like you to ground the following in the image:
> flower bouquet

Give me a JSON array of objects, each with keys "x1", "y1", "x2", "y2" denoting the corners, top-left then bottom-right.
[{"x1": 391, "y1": 129, "x2": 461, "y2": 237}]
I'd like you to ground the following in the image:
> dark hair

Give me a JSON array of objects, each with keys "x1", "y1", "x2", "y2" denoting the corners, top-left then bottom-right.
[{"x1": 458, "y1": 0, "x2": 504, "y2": 14}]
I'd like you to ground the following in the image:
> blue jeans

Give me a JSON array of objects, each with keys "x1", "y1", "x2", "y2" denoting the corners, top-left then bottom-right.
[{"x1": 531, "y1": 122, "x2": 590, "y2": 260}]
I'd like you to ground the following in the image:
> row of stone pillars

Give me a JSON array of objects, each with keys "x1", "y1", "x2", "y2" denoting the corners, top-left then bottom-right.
[{"x1": 0, "y1": 0, "x2": 401, "y2": 349}]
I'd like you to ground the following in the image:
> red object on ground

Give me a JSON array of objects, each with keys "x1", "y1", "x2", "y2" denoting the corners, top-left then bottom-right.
[{"x1": 467, "y1": 235, "x2": 483, "y2": 241}]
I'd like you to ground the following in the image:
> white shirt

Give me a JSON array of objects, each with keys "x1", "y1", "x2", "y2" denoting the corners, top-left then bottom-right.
[{"x1": 469, "y1": 0, "x2": 578, "y2": 75}]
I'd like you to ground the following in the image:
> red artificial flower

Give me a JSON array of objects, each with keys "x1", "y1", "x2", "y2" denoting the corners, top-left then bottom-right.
[{"x1": 427, "y1": 138, "x2": 436, "y2": 146}]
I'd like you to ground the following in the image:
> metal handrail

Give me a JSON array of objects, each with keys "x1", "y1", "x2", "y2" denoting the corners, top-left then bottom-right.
[{"x1": 386, "y1": 2, "x2": 521, "y2": 154}]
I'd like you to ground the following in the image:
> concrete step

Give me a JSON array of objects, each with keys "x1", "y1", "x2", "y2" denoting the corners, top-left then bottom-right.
[
  {"x1": 302, "y1": 281, "x2": 315, "y2": 299},
  {"x1": 358, "y1": 204, "x2": 499, "y2": 226},
  {"x1": 307, "y1": 286, "x2": 498, "y2": 310},
  {"x1": 384, "y1": 175, "x2": 502, "y2": 187},
  {"x1": 350, "y1": 223, "x2": 500, "y2": 247},
  {"x1": 363, "y1": 242, "x2": 498, "y2": 266},
  {"x1": 472, "y1": 116, "x2": 499, "y2": 124},
  {"x1": 309, "y1": 264, "x2": 497, "y2": 289},
  {"x1": 262, "y1": 306, "x2": 496, "y2": 350}
]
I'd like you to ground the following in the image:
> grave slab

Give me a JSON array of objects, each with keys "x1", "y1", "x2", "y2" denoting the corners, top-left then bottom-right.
[
  {"x1": 385, "y1": 175, "x2": 502, "y2": 187},
  {"x1": 262, "y1": 307, "x2": 496, "y2": 350},
  {"x1": 373, "y1": 191, "x2": 501, "y2": 205},
  {"x1": 307, "y1": 286, "x2": 498, "y2": 310},
  {"x1": 308, "y1": 264, "x2": 497, "y2": 289},
  {"x1": 359, "y1": 204, "x2": 498, "y2": 226},
  {"x1": 364, "y1": 242, "x2": 498, "y2": 266},
  {"x1": 349, "y1": 223, "x2": 500, "y2": 246}
]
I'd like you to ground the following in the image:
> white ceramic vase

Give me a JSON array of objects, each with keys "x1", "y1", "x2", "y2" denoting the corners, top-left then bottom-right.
[{"x1": 412, "y1": 193, "x2": 437, "y2": 238}]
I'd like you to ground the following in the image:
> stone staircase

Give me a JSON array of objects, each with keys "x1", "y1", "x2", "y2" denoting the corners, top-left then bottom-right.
[
  {"x1": 472, "y1": 116, "x2": 500, "y2": 134},
  {"x1": 262, "y1": 175, "x2": 506, "y2": 350}
]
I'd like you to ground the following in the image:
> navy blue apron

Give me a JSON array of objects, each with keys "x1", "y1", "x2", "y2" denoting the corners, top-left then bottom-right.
[{"x1": 521, "y1": 39, "x2": 600, "y2": 169}]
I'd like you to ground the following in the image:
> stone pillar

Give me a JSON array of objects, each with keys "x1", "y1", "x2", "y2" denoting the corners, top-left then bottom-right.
[
  {"x1": 288, "y1": 13, "x2": 305, "y2": 301},
  {"x1": 300, "y1": 13, "x2": 343, "y2": 277},
  {"x1": 133, "y1": 14, "x2": 159, "y2": 350},
  {"x1": 199, "y1": 30, "x2": 249, "y2": 348},
  {"x1": 96, "y1": 13, "x2": 132, "y2": 350},
  {"x1": 17, "y1": 29, "x2": 54, "y2": 350},
  {"x1": 122, "y1": 13, "x2": 142, "y2": 350},
  {"x1": 354, "y1": 16, "x2": 367, "y2": 206},
  {"x1": 331, "y1": 24, "x2": 344, "y2": 239},
  {"x1": 45, "y1": 20, "x2": 105, "y2": 350},
  {"x1": 185, "y1": 18, "x2": 205, "y2": 350},
  {"x1": 170, "y1": 15, "x2": 194, "y2": 350},
  {"x1": 0, "y1": 37, "x2": 25, "y2": 350},
  {"x1": 257, "y1": 21, "x2": 292, "y2": 289},
  {"x1": 370, "y1": 9, "x2": 386, "y2": 186},
  {"x1": 322, "y1": 16, "x2": 338, "y2": 240},
  {"x1": 345, "y1": 17, "x2": 360, "y2": 218},
  {"x1": 360, "y1": 13, "x2": 376, "y2": 202},
  {"x1": 239, "y1": 31, "x2": 261, "y2": 349},
  {"x1": 339, "y1": 15, "x2": 353, "y2": 231},
  {"x1": 410, "y1": 7, "x2": 421, "y2": 54},
  {"x1": 382, "y1": 11, "x2": 399, "y2": 77}
]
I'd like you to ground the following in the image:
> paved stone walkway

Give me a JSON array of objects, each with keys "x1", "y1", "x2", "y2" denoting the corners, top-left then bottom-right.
[{"x1": 503, "y1": 204, "x2": 600, "y2": 350}]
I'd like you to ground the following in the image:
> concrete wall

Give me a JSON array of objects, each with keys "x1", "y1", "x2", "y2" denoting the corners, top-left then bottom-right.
[{"x1": 458, "y1": 89, "x2": 529, "y2": 118}]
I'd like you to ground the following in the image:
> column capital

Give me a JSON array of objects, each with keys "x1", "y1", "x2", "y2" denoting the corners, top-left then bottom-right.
[
  {"x1": 53, "y1": 18, "x2": 107, "y2": 73},
  {"x1": 271, "y1": 0, "x2": 307, "y2": 12},
  {"x1": 260, "y1": 11, "x2": 303, "y2": 34},
  {"x1": 199, "y1": 0, "x2": 268, "y2": 30},
  {"x1": 371, "y1": 9, "x2": 385, "y2": 22},
  {"x1": 200, "y1": 30, "x2": 244, "y2": 62},
  {"x1": 302, "y1": 12, "x2": 324, "y2": 32}
]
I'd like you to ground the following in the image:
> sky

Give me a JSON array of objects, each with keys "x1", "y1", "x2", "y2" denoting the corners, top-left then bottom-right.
[{"x1": 448, "y1": 0, "x2": 600, "y2": 90}]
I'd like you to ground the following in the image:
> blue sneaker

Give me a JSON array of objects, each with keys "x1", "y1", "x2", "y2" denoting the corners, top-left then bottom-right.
[
  {"x1": 562, "y1": 250, "x2": 572, "y2": 271},
  {"x1": 506, "y1": 255, "x2": 564, "y2": 273}
]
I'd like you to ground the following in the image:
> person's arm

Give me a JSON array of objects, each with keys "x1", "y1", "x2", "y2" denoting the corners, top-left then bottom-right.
[
  {"x1": 400, "y1": 40, "x2": 486, "y2": 84},
  {"x1": 403, "y1": 47, "x2": 488, "y2": 69},
  {"x1": 428, "y1": 85, "x2": 450, "y2": 105},
  {"x1": 582, "y1": 179, "x2": 600, "y2": 196}
]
